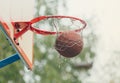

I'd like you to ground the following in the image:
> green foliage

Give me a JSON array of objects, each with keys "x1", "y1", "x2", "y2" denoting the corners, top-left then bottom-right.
[
  {"x1": 0, "y1": 29, "x2": 25, "y2": 83},
  {"x1": 0, "y1": 30, "x2": 15, "y2": 59}
]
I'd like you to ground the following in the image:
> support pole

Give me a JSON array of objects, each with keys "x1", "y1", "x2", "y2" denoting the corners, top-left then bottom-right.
[{"x1": 0, "y1": 53, "x2": 20, "y2": 68}]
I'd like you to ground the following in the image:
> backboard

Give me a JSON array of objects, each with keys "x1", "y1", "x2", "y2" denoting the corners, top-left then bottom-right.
[
  {"x1": 0, "y1": 0, "x2": 34, "y2": 70},
  {"x1": 0, "y1": 20, "x2": 33, "y2": 70}
]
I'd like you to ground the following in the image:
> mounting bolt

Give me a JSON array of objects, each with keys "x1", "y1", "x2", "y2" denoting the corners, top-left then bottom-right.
[
  {"x1": 16, "y1": 42, "x2": 19, "y2": 45},
  {"x1": 17, "y1": 29, "x2": 20, "y2": 32},
  {"x1": 14, "y1": 38, "x2": 19, "y2": 45}
]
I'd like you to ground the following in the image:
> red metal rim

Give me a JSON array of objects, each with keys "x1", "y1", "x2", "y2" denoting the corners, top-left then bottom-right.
[{"x1": 30, "y1": 15, "x2": 87, "y2": 35}]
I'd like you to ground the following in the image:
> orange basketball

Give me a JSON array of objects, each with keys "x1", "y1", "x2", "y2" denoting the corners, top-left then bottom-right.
[{"x1": 55, "y1": 31, "x2": 83, "y2": 58}]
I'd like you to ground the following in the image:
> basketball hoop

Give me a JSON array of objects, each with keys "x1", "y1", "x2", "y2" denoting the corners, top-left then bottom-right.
[
  {"x1": 12, "y1": 15, "x2": 86, "y2": 58},
  {"x1": 12, "y1": 15, "x2": 86, "y2": 40},
  {"x1": 0, "y1": 15, "x2": 87, "y2": 69}
]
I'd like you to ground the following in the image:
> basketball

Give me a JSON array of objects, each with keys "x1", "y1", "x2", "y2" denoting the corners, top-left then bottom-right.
[{"x1": 55, "y1": 31, "x2": 83, "y2": 58}]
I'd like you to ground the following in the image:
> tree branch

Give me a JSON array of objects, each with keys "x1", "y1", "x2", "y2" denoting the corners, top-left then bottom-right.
[{"x1": 72, "y1": 62, "x2": 93, "y2": 69}]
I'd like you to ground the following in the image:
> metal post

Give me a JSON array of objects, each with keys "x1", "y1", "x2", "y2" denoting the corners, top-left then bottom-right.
[{"x1": 0, "y1": 53, "x2": 20, "y2": 68}]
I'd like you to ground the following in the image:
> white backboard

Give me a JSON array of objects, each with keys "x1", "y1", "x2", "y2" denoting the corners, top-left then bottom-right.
[{"x1": 0, "y1": 0, "x2": 34, "y2": 70}]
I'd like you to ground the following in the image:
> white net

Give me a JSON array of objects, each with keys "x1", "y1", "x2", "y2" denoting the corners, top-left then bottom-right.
[{"x1": 32, "y1": 17, "x2": 85, "y2": 33}]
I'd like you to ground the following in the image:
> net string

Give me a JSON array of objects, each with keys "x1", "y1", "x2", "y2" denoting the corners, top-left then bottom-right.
[
  {"x1": 40, "y1": 17, "x2": 84, "y2": 33},
  {"x1": 55, "y1": 36, "x2": 83, "y2": 51},
  {"x1": 55, "y1": 34, "x2": 83, "y2": 52},
  {"x1": 52, "y1": 18, "x2": 59, "y2": 37},
  {"x1": 51, "y1": 18, "x2": 84, "y2": 51}
]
